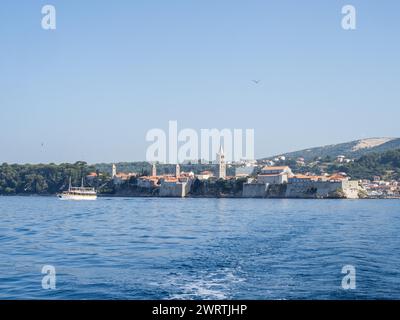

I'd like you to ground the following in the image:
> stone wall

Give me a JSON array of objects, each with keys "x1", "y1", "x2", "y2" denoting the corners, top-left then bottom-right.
[
  {"x1": 266, "y1": 184, "x2": 287, "y2": 198},
  {"x1": 340, "y1": 180, "x2": 360, "y2": 199},
  {"x1": 160, "y1": 181, "x2": 190, "y2": 197},
  {"x1": 285, "y1": 180, "x2": 360, "y2": 199},
  {"x1": 257, "y1": 174, "x2": 287, "y2": 184},
  {"x1": 242, "y1": 183, "x2": 269, "y2": 198}
]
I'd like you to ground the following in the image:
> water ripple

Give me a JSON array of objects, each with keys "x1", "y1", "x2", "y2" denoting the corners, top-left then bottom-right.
[{"x1": 0, "y1": 197, "x2": 399, "y2": 299}]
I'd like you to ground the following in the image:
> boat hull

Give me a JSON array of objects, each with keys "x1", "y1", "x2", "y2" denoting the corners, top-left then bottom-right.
[{"x1": 58, "y1": 194, "x2": 97, "y2": 201}]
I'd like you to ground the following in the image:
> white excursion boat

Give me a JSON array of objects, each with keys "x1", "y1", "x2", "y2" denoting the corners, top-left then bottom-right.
[{"x1": 58, "y1": 178, "x2": 97, "y2": 201}]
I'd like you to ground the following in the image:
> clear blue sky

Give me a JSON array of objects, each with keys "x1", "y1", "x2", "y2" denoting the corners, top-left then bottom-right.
[{"x1": 1, "y1": 0, "x2": 399, "y2": 164}]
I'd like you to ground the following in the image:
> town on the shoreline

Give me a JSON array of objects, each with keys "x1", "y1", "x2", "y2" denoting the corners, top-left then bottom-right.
[{"x1": 88, "y1": 147, "x2": 399, "y2": 199}]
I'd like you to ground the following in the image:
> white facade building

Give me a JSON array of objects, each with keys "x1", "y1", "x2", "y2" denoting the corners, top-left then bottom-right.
[{"x1": 257, "y1": 166, "x2": 293, "y2": 184}]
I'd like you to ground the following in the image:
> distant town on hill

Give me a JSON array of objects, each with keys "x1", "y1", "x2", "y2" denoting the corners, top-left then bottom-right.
[{"x1": 0, "y1": 137, "x2": 400, "y2": 196}]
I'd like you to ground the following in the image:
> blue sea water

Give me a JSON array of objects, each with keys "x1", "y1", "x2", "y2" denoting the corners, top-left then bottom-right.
[{"x1": 0, "y1": 196, "x2": 399, "y2": 300}]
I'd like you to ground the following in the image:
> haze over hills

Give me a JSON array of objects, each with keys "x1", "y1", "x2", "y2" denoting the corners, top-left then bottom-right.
[{"x1": 266, "y1": 138, "x2": 400, "y2": 161}]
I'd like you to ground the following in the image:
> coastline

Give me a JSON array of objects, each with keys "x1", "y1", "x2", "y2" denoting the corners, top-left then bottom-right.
[{"x1": 1, "y1": 193, "x2": 399, "y2": 199}]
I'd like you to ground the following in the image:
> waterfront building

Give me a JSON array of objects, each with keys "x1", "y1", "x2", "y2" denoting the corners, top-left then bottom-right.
[
  {"x1": 258, "y1": 166, "x2": 293, "y2": 184},
  {"x1": 137, "y1": 176, "x2": 159, "y2": 189},
  {"x1": 113, "y1": 172, "x2": 137, "y2": 185},
  {"x1": 196, "y1": 171, "x2": 214, "y2": 180},
  {"x1": 288, "y1": 174, "x2": 330, "y2": 183},
  {"x1": 328, "y1": 173, "x2": 349, "y2": 182},
  {"x1": 159, "y1": 174, "x2": 194, "y2": 198},
  {"x1": 111, "y1": 163, "x2": 138, "y2": 185},
  {"x1": 179, "y1": 171, "x2": 195, "y2": 179}
]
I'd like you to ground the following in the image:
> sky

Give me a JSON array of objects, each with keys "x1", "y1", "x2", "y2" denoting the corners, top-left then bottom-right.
[{"x1": 0, "y1": 0, "x2": 399, "y2": 164}]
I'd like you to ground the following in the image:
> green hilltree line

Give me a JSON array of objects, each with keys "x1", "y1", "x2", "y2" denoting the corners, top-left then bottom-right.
[
  {"x1": 0, "y1": 162, "x2": 100, "y2": 195},
  {"x1": 1, "y1": 149, "x2": 399, "y2": 195},
  {"x1": 334, "y1": 149, "x2": 400, "y2": 180}
]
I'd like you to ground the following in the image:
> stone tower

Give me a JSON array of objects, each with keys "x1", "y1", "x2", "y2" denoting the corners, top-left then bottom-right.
[
  {"x1": 112, "y1": 164, "x2": 117, "y2": 178},
  {"x1": 175, "y1": 164, "x2": 181, "y2": 178},
  {"x1": 216, "y1": 146, "x2": 226, "y2": 179},
  {"x1": 151, "y1": 163, "x2": 157, "y2": 177}
]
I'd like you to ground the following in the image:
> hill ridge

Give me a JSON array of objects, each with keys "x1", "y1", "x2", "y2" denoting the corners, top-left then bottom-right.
[{"x1": 265, "y1": 137, "x2": 400, "y2": 161}]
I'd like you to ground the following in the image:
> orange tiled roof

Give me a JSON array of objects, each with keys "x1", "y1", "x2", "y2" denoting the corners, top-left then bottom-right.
[
  {"x1": 115, "y1": 172, "x2": 136, "y2": 179},
  {"x1": 328, "y1": 174, "x2": 347, "y2": 181},
  {"x1": 291, "y1": 174, "x2": 311, "y2": 179},
  {"x1": 291, "y1": 174, "x2": 326, "y2": 181},
  {"x1": 259, "y1": 173, "x2": 284, "y2": 177},
  {"x1": 262, "y1": 166, "x2": 290, "y2": 171},
  {"x1": 140, "y1": 176, "x2": 159, "y2": 181}
]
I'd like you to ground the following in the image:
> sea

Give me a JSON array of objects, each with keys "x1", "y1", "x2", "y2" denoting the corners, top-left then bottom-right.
[{"x1": 0, "y1": 196, "x2": 399, "y2": 299}]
